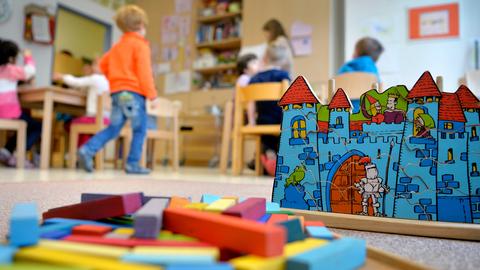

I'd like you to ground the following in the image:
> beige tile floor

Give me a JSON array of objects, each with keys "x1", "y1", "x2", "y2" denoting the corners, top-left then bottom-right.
[{"x1": 0, "y1": 166, "x2": 479, "y2": 269}]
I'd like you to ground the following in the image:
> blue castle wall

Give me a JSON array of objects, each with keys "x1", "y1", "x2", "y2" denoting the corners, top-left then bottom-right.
[{"x1": 273, "y1": 94, "x2": 479, "y2": 223}]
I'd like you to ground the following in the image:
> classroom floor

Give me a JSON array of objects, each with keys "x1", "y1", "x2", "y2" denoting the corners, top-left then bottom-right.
[{"x1": 0, "y1": 167, "x2": 479, "y2": 270}]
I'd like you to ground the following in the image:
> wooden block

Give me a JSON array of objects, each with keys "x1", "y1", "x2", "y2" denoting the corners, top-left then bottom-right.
[
  {"x1": 200, "y1": 194, "x2": 221, "y2": 204},
  {"x1": 257, "y1": 214, "x2": 271, "y2": 223},
  {"x1": 165, "y1": 263, "x2": 233, "y2": 270},
  {"x1": 184, "y1": 203, "x2": 208, "y2": 211},
  {"x1": 42, "y1": 218, "x2": 127, "y2": 230},
  {"x1": 303, "y1": 220, "x2": 325, "y2": 227},
  {"x1": 40, "y1": 230, "x2": 70, "y2": 240},
  {"x1": 288, "y1": 216, "x2": 305, "y2": 229},
  {"x1": 163, "y1": 208, "x2": 286, "y2": 257},
  {"x1": 42, "y1": 194, "x2": 142, "y2": 220},
  {"x1": 122, "y1": 253, "x2": 215, "y2": 265},
  {"x1": 266, "y1": 210, "x2": 294, "y2": 215},
  {"x1": 9, "y1": 203, "x2": 39, "y2": 247},
  {"x1": 0, "y1": 262, "x2": 87, "y2": 270},
  {"x1": 204, "y1": 199, "x2": 237, "y2": 213},
  {"x1": 266, "y1": 202, "x2": 280, "y2": 212},
  {"x1": 81, "y1": 192, "x2": 170, "y2": 206},
  {"x1": 223, "y1": 198, "x2": 266, "y2": 220},
  {"x1": 72, "y1": 224, "x2": 112, "y2": 236},
  {"x1": 305, "y1": 226, "x2": 334, "y2": 240},
  {"x1": 0, "y1": 245, "x2": 17, "y2": 264},
  {"x1": 133, "y1": 246, "x2": 219, "y2": 259},
  {"x1": 286, "y1": 238, "x2": 366, "y2": 270},
  {"x1": 222, "y1": 196, "x2": 238, "y2": 202},
  {"x1": 104, "y1": 232, "x2": 131, "y2": 240},
  {"x1": 134, "y1": 199, "x2": 169, "y2": 239},
  {"x1": 113, "y1": 228, "x2": 134, "y2": 235},
  {"x1": 64, "y1": 235, "x2": 212, "y2": 248},
  {"x1": 157, "y1": 231, "x2": 197, "y2": 242},
  {"x1": 278, "y1": 219, "x2": 305, "y2": 243},
  {"x1": 38, "y1": 239, "x2": 129, "y2": 258},
  {"x1": 80, "y1": 192, "x2": 144, "y2": 214},
  {"x1": 266, "y1": 214, "x2": 289, "y2": 225},
  {"x1": 168, "y1": 197, "x2": 190, "y2": 209},
  {"x1": 14, "y1": 246, "x2": 159, "y2": 270}
]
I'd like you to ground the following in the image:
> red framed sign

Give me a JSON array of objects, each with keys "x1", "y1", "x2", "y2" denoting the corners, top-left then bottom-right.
[{"x1": 409, "y1": 3, "x2": 459, "y2": 40}]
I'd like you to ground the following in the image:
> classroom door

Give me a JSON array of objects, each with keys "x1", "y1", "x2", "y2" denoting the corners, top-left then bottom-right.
[{"x1": 330, "y1": 155, "x2": 370, "y2": 215}]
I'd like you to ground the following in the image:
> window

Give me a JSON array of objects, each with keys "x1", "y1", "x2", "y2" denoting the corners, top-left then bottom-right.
[
  {"x1": 336, "y1": 108, "x2": 342, "y2": 112},
  {"x1": 306, "y1": 103, "x2": 314, "y2": 108},
  {"x1": 352, "y1": 132, "x2": 356, "y2": 136},
  {"x1": 473, "y1": 163, "x2": 478, "y2": 172},
  {"x1": 282, "y1": 105, "x2": 289, "y2": 111},
  {"x1": 291, "y1": 116, "x2": 307, "y2": 139},
  {"x1": 328, "y1": 151, "x2": 332, "y2": 162},
  {"x1": 336, "y1": 116, "x2": 342, "y2": 125},
  {"x1": 345, "y1": 108, "x2": 350, "y2": 112},
  {"x1": 293, "y1": 104, "x2": 303, "y2": 109},
  {"x1": 444, "y1": 122, "x2": 453, "y2": 130},
  {"x1": 416, "y1": 98, "x2": 424, "y2": 104},
  {"x1": 447, "y1": 148, "x2": 453, "y2": 161},
  {"x1": 426, "y1": 97, "x2": 433, "y2": 103},
  {"x1": 473, "y1": 127, "x2": 477, "y2": 137}
]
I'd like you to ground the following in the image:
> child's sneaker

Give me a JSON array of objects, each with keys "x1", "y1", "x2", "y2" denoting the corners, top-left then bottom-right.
[
  {"x1": 78, "y1": 147, "x2": 94, "y2": 172},
  {"x1": 6, "y1": 156, "x2": 35, "y2": 169},
  {"x1": 0, "y1": 148, "x2": 12, "y2": 164},
  {"x1": 125, "y1": 163, "x2": 151, "y2": 174}
]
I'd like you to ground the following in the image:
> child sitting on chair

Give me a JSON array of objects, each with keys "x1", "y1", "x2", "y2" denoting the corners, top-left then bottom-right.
[
  {"x1": 0, "y1": 39, "x2": 41, "y2": 168},
  {"x1": 236, "y1": 53, "x2": 260, "y2": 125},
  {"x1": 338, "y1": 37, "x2": 383, "y2": 80},
  {"x1": 77, "y1": 5, "x2": 159, "y2": 174},
  {"x1": 54, "y1": 58, "x2": 110, "y2": 147},
  {"x1": 248, "y1": 44, "x2": 291, "y2": 175}
]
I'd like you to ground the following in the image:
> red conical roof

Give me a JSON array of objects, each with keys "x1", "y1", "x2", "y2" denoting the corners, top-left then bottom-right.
[
  {"x1": 278, "y1": 76, "x2": 320, "y2": 106},
  {"x1": 407, "y1": 71, "x2": 442, "y2": 99},
  {"x1": 439, "y1": 93, "x2": 466, "y2": 122},
  {"x1": 455, "y1": 85, "x2": 480, "y2": 109},
  {"x1": 328, "y1": 88, "x2": 352, "y2": 109}
]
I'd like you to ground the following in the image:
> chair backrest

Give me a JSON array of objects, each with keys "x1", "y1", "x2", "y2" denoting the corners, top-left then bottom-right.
[
  {"x1": 235, "y1": 80, "x2": 289, "y2": 106},
  {"x1": 331, "y1": 72, "x2": 378, "y2": 100},
  {"x1": 147, "y1": 97, "x2": 182, "y2": 118},
  {"x1": 466, "y1": 70, "x2": 480, "y2": 97},
  {"x1": 95, "y1": 92, "x2": 111, "y2": 129}
]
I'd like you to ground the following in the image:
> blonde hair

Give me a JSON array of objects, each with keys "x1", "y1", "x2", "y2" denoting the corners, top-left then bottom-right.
[{"x1": 114, "y1": 5, "x2": 148, "y2": 33}]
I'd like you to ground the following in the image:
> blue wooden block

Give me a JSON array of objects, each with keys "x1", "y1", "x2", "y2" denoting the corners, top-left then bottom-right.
[
  {"x1": 278, "y1": 219, "x2": 305, "y2": 243},
  {"x1": 0, "y1": 245, "x2": 17, "y2": 264},
  {"x1": 305, "y1": 226, "x2": 334, "y2": 240},
  {"x1": 266, "y1": 202, "x2": 280, "y2": 212},
  {"x1": 9, "y1": 203, "x2": 39, "y2": 246},
  {"x1": 165, "y1": 263, "x2": 233, "y2": 270},
  {"x1": 287, "y1": 238, "x2": 366, "y2": 270},
  {"x1": 257, "y1": 214, "x2": 272, "y2": 223},
  {"x1": 40, "y1": 229, "x2": 71, "y2": 239},
  {"x1": 122, "y1": 253, "x2": 215, "y2": 265},
  {"x1": 134, "y1": 198, "x2": 169, "y2": 239},
  {"x1": 201, "y1": 194, "x2": 221, "y2": 204}
]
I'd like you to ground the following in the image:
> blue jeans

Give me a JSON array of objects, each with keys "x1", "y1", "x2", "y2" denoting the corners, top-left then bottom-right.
[{"x1": 81, "y1": 91, "x2": 147, "y2": 165}]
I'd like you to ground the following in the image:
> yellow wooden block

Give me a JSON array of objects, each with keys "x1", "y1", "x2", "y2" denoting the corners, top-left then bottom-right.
[
  {"x1": 133, "y1": 246, "x2": 219, "y2": 259},
  {"x1": 230, "y1": 238, "x2": 327, "y2": 270},
  {"x1": 204, "y1": 198, "x2": 237, "y2": 212},
  {"x1": 38, "y1": 240, "x2": 129, "y2": 259},
  {"x1": 113, "y1": 228, "x2": 134, "y2": 235},
  {"x1": 222, "y1": 196, "x2": 239, "y2": 203},
  {"x1": 184, "y1": 202, "x2": 208, "y2": 211},
  {"x1": 15, "y1": 246, "x2": 161, "y2": 270}
]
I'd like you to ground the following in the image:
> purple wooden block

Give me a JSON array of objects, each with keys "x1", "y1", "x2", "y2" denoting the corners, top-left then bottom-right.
[
  {"x1": 133, "y1": 198, "x2": 170, "y2": 239},
  {"x1": 81, "y1": 193, "x2": 171, "y2": 206},
  {"x1": 223, "y1": 198, "x2": 266, "y2": 220}
]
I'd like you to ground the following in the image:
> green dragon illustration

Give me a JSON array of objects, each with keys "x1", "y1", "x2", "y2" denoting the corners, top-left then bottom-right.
[{"x1": 285, "y1": 165, "x2": 307, "y2": 187}]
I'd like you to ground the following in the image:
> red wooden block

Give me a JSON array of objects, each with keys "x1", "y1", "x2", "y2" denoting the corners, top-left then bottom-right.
[
  {"x1": 223, "y1": 198, "x2": 266, "y2": 220},
  {"x1": 42, "y1": 193, "x2": 142, "y2": 220},
  {"x1": 266, "y1": 214, "x2": 289, "y2": 224},
  {"x1": 167, "y1": 197, "x2": 190, "y2": 209},
  {"x1": 304, "y1": 220, "x2": 325, "y2": 227},
  {"x1": 72, "y1": 224, "x2": 112, "y2": 236},
  {"x1": 64, "y1": 235, "x2": 212, "y2": 248},
  {"x1": 163, "y1": 208, "x2": 286, "y2": 257}
]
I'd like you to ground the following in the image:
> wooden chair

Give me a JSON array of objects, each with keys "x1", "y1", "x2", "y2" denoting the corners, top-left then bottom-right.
[
  {"x1": 231, "y1": 81, "x2": 289, "y2": 176},
  {"x1": 0, "y1": 119, "x2": 26, "y2": 168},
  {"x1": 68, "y1": 93, "x2": 110, "y2": 170},
  {"x1": 466, "y1": 70, "x2": 480, "y2": 96},
  {"x1": 219, "y1": 100, "x2": 233, "y2": 174},
  {"x1": 117, "y1": 98, "x2": 181, "y2": 171},
  {"x1": 330, "y1": 72, "x2": 379, "y2": 101}
]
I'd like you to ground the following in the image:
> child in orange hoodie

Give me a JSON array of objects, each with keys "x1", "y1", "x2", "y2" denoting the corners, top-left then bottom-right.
[{"x1": 78, "y1": 5, "x2": 158, "y2": 174}]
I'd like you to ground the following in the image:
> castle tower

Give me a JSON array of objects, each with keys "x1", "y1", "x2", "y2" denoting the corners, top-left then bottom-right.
[
  {"x1": 436, "y1": 92, "x2": 471, "y2": 222},
  {"x1": 328, "y1": 88, "x2": 352, "y2": 141},
  {"x1": 456, "y1": 85, "x2": 480, "y2": 223},
  {"x1": 394, "y1": 71, "x2": 441, "y2": 220},
  {"x1": 272, "y1": 76, "x2": 322, "y2": 210}
]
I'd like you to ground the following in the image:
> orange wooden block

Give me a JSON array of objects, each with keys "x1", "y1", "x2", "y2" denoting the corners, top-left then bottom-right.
[
  {"x1": 267, "y1": 214, "x2": 289, "y2": 225},
  {"x1": 304, "y1": 220, "x2": 325, "y2": 227},
  {"x1": 168, "y1": 197, "x2": 190, "y2": 209},
  {"x1": 163, "y1": 208, "x2": 286, "y2": 257},
  {"x1": 72, "y1": 224, "x2": 112, "y2": 236}
]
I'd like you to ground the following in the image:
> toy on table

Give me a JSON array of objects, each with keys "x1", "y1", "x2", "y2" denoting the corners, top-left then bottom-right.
[{"x1": 2, "y1": 192, "x2": 367, "y2": 269}]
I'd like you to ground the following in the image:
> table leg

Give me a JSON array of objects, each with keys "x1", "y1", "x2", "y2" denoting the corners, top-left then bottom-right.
[{"x1": 40, "y1": 92, "x2": 53, "y2": 169}]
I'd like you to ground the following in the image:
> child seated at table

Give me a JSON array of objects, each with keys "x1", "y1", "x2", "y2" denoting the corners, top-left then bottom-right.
[
  {"x1": 0, "y1": 39, "x2": 41, "y2": 168},
  {"x1": 53, "y1": 58, "x2": 110, "y2": 147},
  {"x1": 77, "y1": 5, "x2": 159, "y2": 174},
  {"x1": 236, "y1": 53, "x2": 260, "y2": 125},
  {"x1": 248, "y1": 43, "x2": 291, "y2": 175},
  {"x1": 338, "y1": 37, "x2": 383, "y2": 80}
]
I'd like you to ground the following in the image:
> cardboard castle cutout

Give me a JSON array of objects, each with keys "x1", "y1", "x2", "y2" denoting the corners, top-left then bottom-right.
[{"x1": 272, "y1": 71, "x2": 480, "y2": 223}]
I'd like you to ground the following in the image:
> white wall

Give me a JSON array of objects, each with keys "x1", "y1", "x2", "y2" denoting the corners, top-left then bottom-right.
[
  {"x1": 344, "y1": 0, "x2": 480, "y2": 91},
  {"x1": 0, "y1": 0, "x2": 120, "y2": 86}
]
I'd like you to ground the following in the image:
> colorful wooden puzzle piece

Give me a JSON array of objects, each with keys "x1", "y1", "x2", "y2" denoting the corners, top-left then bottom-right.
[{"x1": 9, "y1": 203, "x2": 39, "y2": 247}]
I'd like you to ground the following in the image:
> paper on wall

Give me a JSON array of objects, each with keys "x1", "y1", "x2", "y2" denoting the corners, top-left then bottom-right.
[
  {"x1": 161, "y1": 15, "x2": 179, "y2": 44},
  {"x1": 291, "y1": 21, "x2": 312, "y2": 37},
  {"x1": 178, "y1": 16, "x2": 191, "y2": 38},
  {"x1": 290, "y1": 21, "x2": 313, "y2": 56},
  {"x1": 162, "y1": 47, "x2": 178, "y2": 61},
  {"x1": 164, "y1": 71, "x2": 191, "y2": 94},
  {"x1": 32, "y1": 14, "x2": 51, "y2": 42},
  {"x1": 175, "y1": 0, "x2": 192, "y2": 13},
  {"x1": 154, "y1": 62, "x2": 171, "y2": 75}
]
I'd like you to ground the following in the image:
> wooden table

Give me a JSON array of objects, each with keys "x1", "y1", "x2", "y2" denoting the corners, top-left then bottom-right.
[{"x1": 18, "y1": 87, "x2": 87, "y2": 169}]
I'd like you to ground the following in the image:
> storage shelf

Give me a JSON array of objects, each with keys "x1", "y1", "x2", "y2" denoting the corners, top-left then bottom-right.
[
  {"x1": 196, "y1": 38, "x2": 241, "y2": 50},
  {"x1": 194, "y1": 63, "x2": 236, "y2": 74},
  {"x1": 197, "y1": 12, "x2": 241, "y2": 23}
]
